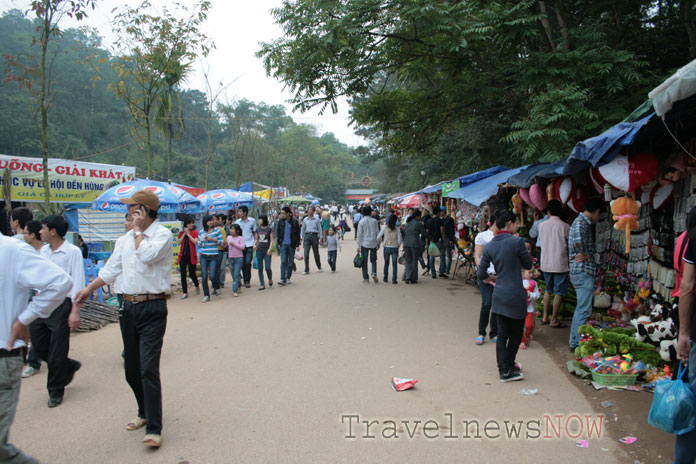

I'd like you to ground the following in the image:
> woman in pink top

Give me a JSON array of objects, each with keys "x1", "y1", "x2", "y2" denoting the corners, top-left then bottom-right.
[
  {"x1": 673, "y1": 207, "x2": 696, "y2": 299},
  {"x1": 227, "y1": 224, "x2": 245, "y2": 297}
]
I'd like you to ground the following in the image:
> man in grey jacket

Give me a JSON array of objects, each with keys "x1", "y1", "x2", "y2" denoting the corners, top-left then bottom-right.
[
  {"x1": 477, "y1": 210, "x2": 534, "y2": 382},
  {"x1": 356, "y1": 205, "x2": 380, "y2": 283}
]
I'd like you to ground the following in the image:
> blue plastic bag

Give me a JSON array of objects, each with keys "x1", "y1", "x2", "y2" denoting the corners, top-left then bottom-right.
[{"x1": 648, "y1": 364, "x2": 696, "y2": 435}]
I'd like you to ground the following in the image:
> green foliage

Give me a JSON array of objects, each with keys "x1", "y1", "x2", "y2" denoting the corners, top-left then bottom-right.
[
  {"x1": 259, "y1": 0, "x2": 696, "y2": 180},
  {"x1": 0, "y1": 10, "x2": 362, "y2": 202}
]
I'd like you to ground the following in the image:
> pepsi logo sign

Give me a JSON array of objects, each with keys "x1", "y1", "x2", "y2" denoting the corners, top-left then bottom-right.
[
  {"x1": 198, "y1": 194, "x2": 207, "y2": 201},
  {"x1": 114, "y1": 185, "x2": 135, "y2": 197},
  {"x1": 100, "y1": 202, "x2": 109, "y2": 209},
  {"x1": 169, "y1": 186, "x2": 183, "y2": 195},
  {"x1": 212, "y1": 192, "x2": 225, "y2": 200},
  {"x1": 144, "y1": 186, "x2": 164, "y2": 197},
  {"x1": 208, "y1": 205, "x2": 215, "y2": 210},
  {"x1": 181, "y1": 204, "x2": 187, "y2": 211}
]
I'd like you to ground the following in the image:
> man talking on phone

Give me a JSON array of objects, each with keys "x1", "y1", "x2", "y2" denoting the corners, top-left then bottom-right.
[{"x1": 75, "y1": 189, "x2": 172, "y2": 448}]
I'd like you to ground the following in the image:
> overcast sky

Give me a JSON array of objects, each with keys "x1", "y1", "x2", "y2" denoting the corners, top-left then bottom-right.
[{"x1": 0, "y1": 0, "x2": 366, "y2": 147}]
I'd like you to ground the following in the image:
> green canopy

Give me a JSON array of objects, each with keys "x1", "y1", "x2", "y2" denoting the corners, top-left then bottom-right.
[{"x1": 279, "y1": 195, "x2": 312, "y2": 204}]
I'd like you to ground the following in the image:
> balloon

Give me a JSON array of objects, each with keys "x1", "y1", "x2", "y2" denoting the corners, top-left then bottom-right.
[
  {"x1": 597, "y1": 153, "x2": 659, "y2": 192},
  {"x1": 519, "y1": 188, "x2": 534, "y2": 208},
  {"x1": 529, "y1": 184, "x2": 547, "y2": 211},
  {"x1": 553, "y1": 177, "x2": 575, "y2": 205}
]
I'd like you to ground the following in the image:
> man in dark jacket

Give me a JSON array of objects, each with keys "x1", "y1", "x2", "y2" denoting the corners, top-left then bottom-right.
[
  {"x1": 442, "y1": 209, "x2": 456, "y2": 275},
  {"x1": 477, "y1": 210, "x2": 533, "y2": 382},
  {"x1": 276, "y1": 206, "x2": 301, "y2": 285}
]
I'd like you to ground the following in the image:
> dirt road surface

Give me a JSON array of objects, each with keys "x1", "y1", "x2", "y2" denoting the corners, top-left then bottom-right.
[{"x1": 13, "y1": 236, "x2": 639, "y2": 463}]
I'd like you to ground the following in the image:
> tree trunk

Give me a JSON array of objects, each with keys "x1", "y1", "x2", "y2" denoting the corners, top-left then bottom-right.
[
  {"x1": 146, "y1": 121, "x2": 152, "y2": 178},
  {"x1": 682, "y1": 0, "x2": 696, "y2": 60},
  {"x1": 167, "y1": 121, "x2": 172, "y2": 183},
  {"x1": 537, "y1": 1, "x2": 556, "y2": 51},
  {"x1": 40, "y1": 10, "x2": 50, "y2": 207}
]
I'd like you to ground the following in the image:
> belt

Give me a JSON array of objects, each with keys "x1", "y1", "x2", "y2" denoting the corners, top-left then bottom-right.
[
  {"x1": 305, "y1": 232, "x2": 318, "y2": 235},
  {"x1": 123, "y1": 293, "x2": 169, "y2": 303},
  {"x1": 0, "y1": 347, "x2": 25, "y2": 357}
]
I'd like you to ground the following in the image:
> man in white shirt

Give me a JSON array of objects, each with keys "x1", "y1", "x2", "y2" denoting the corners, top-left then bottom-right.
[
  {"x1": 30, "y1": 215, "x2": 84, "y2": 408},
  {"x1": 75, "y1": 189, "x2": 172, "y2": 448},
  {"x1": 9, "y1": 207, "x2": 32, "y2": 241},
  {"x1": 356, "y1": 205, "x2": 380, "y2": 283},
  {"x1": 0, "y1": 235, "x2": 72, "y2": 463},
  {"x1": 473, "y1": 211, "x2": 499, "y2": 345},
  {"x1": 300, "y1": 206, "x2": 323, "y2": 274},
  {"x1": 235, "y1": 206, "x2": 257, "y2": 288}
]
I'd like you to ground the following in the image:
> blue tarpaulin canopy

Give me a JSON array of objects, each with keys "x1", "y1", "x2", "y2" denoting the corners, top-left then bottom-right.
[
  {"x1": 563, "y1": 113, "x2": 654, "y2": 176},
  {"x1": 508, "y1": 161, "x2": 565, "y2": 188},
  {"x1": 457, "y1": 166, "x2": 509, "y2": 186},
  {"x1": 447, "y1": 166, "x2": 528, "y2": 206},
  {"x1": 419, "y1": 183, "x2": 444, "y2": 194}
]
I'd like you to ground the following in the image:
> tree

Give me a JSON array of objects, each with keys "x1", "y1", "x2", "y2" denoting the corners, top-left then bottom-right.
[
  {"x1": 4, "y1": 0, "x2": 97, "y2": 205},
  {"x1": 155, "y1": 59, "x2": 189, "y2": 182},
  {"x1": 200, "y1": 64, "x2": 230, "y2": 190},
  {"x1": 259, "y1": 0, "x2": 696, "y2": 172},
  {"x1": 110, "y1": 0, "x2": 212, "y2": 178}
]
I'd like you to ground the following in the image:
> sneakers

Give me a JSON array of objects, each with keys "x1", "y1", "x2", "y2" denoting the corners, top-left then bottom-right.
[
  {"x1": 490, "y1": 336, "x2": 498, "y2": 343},
  {"x1": 258, "y1": 286, "x2": 266, "y2": 291},
  {"x1": 195, "y1": 287, "x2": 200, "y2": 295},
  {"x1": 372, "y1": 274, "x2": 379, "y2": 283},
  {"x1": 513, "y1": 362, "x2": 523, "y2": 373},
  {"x1": 212, "y1": 289, "x2": 220, "y2": 296},
  {"x1": 179, "y1": 294, "x2": 188, "y2": 300},
  {"x1": 422, "y1": 270, "x2": 430, "y2": 276},
  {"x1": 474, "y1": 336, "x2": 484, "y2": 345},
  {"x1": 269, "y1": 279, "x2": 273, "y2": 287},
  {"x1": 278, "y1": 281, "x2": 287, "y2": 286},
  {"x1": 233, "y1": 292, "x2": 239, "y2": 297},
  {"x1": 317, "y1": 269, "x2": 323, "y2": 273},
  {"x1": 22, "y1": 366, "x2": 40, "y2": 378},
  {"x1": 201, "y1": 296, "x2": 210, "y2": 303},
  {"x1": 286, "y1": 280, "x2": 292, "y2": 285},
  {"x1": 302, "y1": 271, "x2": 309, "y2": 275},
  {"x1": 499, "y1": 371, "x2": 524, "y2": 383}
]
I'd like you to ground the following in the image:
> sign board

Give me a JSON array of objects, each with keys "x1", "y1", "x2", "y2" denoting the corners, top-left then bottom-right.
[
  {"x1": 160, "y1": 221, "x2": 183, "y2": 268},
  {"x1": 0, "y1": 154, "x2": 136, "y2": 203},
  {"x1": 441, "y1": 180, "x2": 461, "y2": 197}
]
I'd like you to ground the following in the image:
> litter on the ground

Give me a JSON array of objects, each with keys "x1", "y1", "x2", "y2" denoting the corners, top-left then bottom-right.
[
  {"x1": 601, "y1": 401, "x2": 613, "y2": 408},
  {"x1": 576, "y1": 440, "x2": 589, "y2": 448},
  {"x1": 392, "y1": 378, "x2": 418, "y2": 392},
  {"x1": 520, "y1": 388, "x2": 538, "y2": 396},
  {"x1": 620, "y1": 436, "x2": 638, "y2": 445}
]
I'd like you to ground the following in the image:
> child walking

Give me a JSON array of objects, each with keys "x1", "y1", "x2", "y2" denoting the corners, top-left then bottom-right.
[
  {"x1": 326, "y1": 225, "x2": 341, "y2": 272},
  {"x1": 520, "y1": 268, "x2": 540, "y2": 349},
  {"x1": 227, "y1": 224, "x2": 245, "y2": 297}
]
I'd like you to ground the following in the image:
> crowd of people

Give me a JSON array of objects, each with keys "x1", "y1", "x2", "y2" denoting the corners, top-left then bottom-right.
[{"x1": 1, "y1": 189, "x2": 695, "y2": 462}]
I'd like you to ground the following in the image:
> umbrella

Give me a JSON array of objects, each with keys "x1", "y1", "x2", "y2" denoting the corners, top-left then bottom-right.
[
  {"x1": 279, "y1": 195, "x2": 312, "y2": 204},
  {"x1": 92, "y1": 179, "x2": 202, "y2": 214},
  {"x1": 399, "y1": 194, "x2": 422, "y2": 208},
  {"x1": 196, "y1": 189, "x2": 253, "y2": 212}
]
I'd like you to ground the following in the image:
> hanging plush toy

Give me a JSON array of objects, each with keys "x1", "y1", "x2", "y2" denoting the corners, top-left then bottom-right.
[
  {"x1": 511, "y1": 193, "x2": 524, "y2": 224},
  {"x1": 611, "y1": 196, "x2": 641, "y2": 254}
]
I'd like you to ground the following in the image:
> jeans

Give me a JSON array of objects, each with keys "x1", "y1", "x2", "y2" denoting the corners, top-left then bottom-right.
[
  {"x1": 674, "y1": 341, "x2": 696, "y2": 464},
  {"x1": 444, "y1": 241, "x2": 454, "y2": 274},
  {"x1": 242, "y1": 247, "x2": 254, "y2": 284},
  {"x1": 179, "y1": 254, "x2": 199, "y2": 295},
  {"x1": 120, "y1": 299, "x2": 167, "y2": 435},
  {"x1": 28, "y1": 298, "x2": 79, "y2": 398},
  {"x1": 199, "y1": 253, "x2": 219, "y2": 297},
  {"x1": 328, "y1": 250, "x2": 337, "y2": 272},
  {"x1": 218, "y1": 250, "x2": 228, "y2": 285},
  {"x1": 256, "y1": 252, "x2": 272, "y2": 286},
  {"x1": 228, "y1": 257, "x2": 243, "y2": 292},
  {"x1": 419, "y1": 238, "x2": 427, "y2": 270},
  {"x1": 496, "y1": 313, "x2": 525, "y2": 375},
  {"x1": 0, "y1": 354, "x2": 40, "y2": 463},
  {"x1": 383, "y1": 247, "x2": 398, "y2": 282},
  {"x1": 428, "y1": 239, "x2": 446, "y2": 276},
  {"x1": 361, "y1": 246, "x2": 378, "y2": 280},
  {"x1": 303, "y1": 233, "x2": 321, "y2": 271},
  {"x1": 26, "y1": 346, "x2": 40, "y2": 370},
  {"x1": 403, "y1": 246, "x2": 421, "y2": 282},
  {"x1": 569, "y1": 272, "x2": 595, "y2": 348},
  {"x1": 280, "y1": 244, "x2": 295, "y2": 282},
  {"x1": 478, "y1": 280, "x2": 497, "y2": 338}
]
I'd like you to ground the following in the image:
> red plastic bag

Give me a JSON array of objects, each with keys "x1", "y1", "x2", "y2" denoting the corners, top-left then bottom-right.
[{"x1": 392, "y1": 377, "x2": 418, "y2": 392}]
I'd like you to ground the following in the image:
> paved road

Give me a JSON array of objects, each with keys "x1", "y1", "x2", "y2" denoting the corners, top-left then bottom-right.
[{"x1": 13, "y1": 236, "x2": 629, "y2": 463}]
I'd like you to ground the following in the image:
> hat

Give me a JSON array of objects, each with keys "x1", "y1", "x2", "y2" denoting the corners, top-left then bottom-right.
[
  {"x1": 439, "y1": 206, "x2": 447, "y2": 211},
  {"x1": 120, "y1": 189, "x2": 160, "y2": 211}
]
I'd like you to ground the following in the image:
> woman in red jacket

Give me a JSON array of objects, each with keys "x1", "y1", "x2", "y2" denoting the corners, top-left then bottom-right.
[{"x1": 177, "y1": 215, "x2": 200, "y2": 299}]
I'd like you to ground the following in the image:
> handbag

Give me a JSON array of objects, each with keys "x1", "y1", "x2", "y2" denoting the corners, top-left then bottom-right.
[
  {"x1": 648, "y1": 363, "x2": 696, "y2": 435},
  {"x1": 294, "y1": 250, "x2": 304, "y2": 260},
  {"x1": 252, "y1": 252, "x2": 258, "y2": 270},
  {"x1": 353, "y1": 253, "x2": 363, "y2": 268},
  {"x1": 428, "y1": 241, "x2": 441, "y2": 257}
]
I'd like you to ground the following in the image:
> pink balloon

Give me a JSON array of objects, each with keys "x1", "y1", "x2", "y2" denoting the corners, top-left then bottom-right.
[
  {"x1": 519, "y1": 188, "x2": 534, "y2": 208},
  {"x1": 529, "y1": 183, "x2": 547, "y2": 211}
]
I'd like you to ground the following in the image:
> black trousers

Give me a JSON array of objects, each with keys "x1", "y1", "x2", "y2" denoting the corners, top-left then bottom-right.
[
  {"x1": 495, "y1": 313, "x2": 525, "y2": 375},
  {"x1": 29, "y1": 298, "x2": 78, "y2": 398},
  {"x1": 241, "y1": 246, "x2": 254, "y2": 284},
  {"x1": 120, "y1": 299, "x2": 167, "y2": 435},
  {"x1": 179, "y1": 254, "x2": 199, "y2": 294}
]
